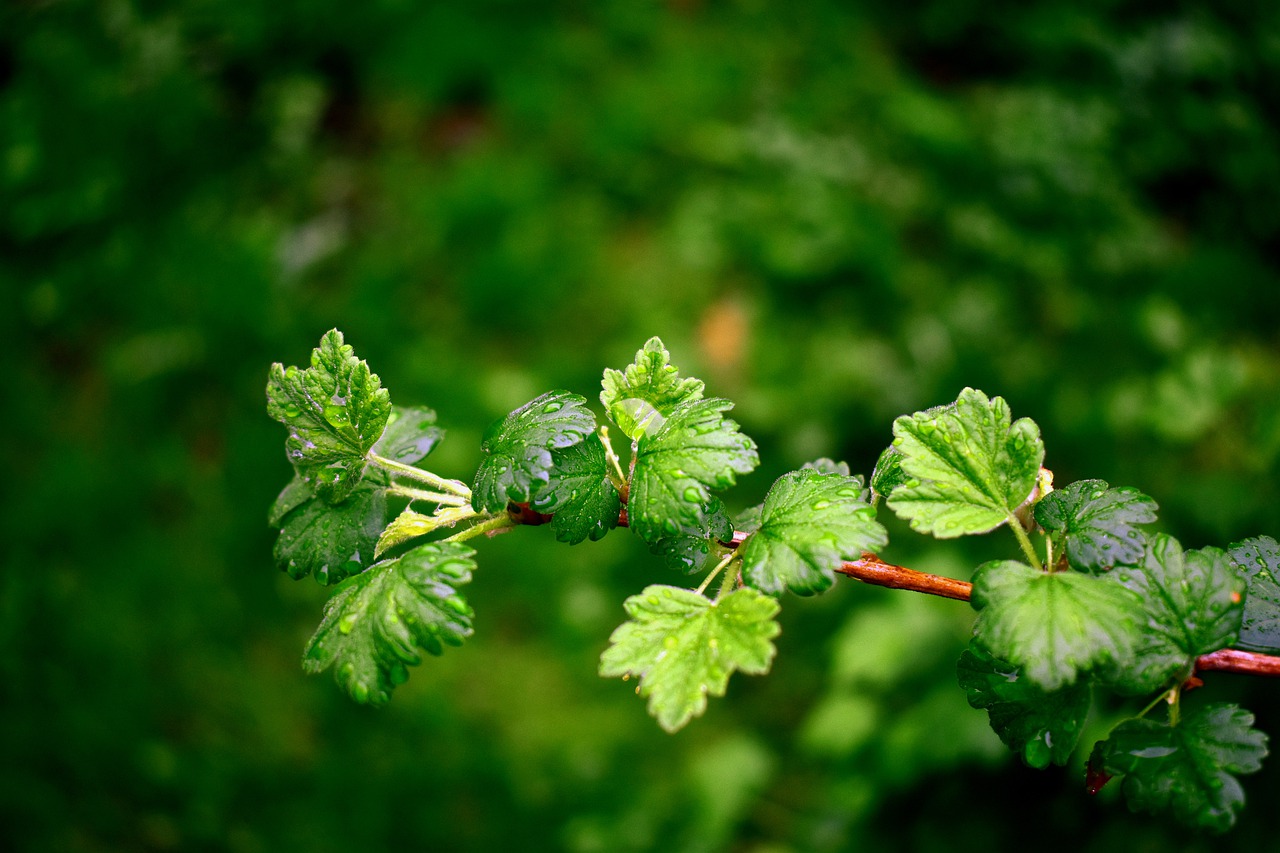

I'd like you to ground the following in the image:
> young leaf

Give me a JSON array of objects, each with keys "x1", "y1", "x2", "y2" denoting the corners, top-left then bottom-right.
[
  {"x1": 870, "y1": 444, "x2": 907, "y2": 502},
  {"x1": 801, "y1": 457, "x2": 851, "y2": 477},
  {"x1": 628, "y1": 398, "x2": 758, "y2": 545},
  {"x1": 471, "y1": 390, "x2": 597, "y2": 513},
  {"x1": 372, "y1": 405, "x2": 444, "y2": 466},
  {"x1": 1227, "y1": 536, "x2": 1280, "y2": 653},
  {"x1": 303, "y1": 541, "x2": 476, "y2": 706},
  {"x1": 599, "y1": 585, "x2": 780, "y2": 733},
  {"x1": 739, "y1": 470, "x2": 888, "y2": 596},
  {"x1": 601, "y1": 336, "x2": 705, "y2": 441},
  {"x1": 529, "y1": 434, "x2": 621, "y2": 544},
  {"x1": 971, "y1": 560, "x2": 1143, "y2": 691},
  {"x1": 272, "y1": 477, "x2": 387, "y2": 585},
  {"x1": 1098, "y1": 703, "x2": 1268, "y2": 832},
  {"x1": 957, "y1": 643, "x2": 1090, "y2": 769},
  {"x1": 886, "y1": 388, "x2": 1044, "y2": 537},
  {"x1": 374, "y1": 505, "x2": 472, "y2": 558},
  {"x1": 267, "y1": 329, "x2": 393, "y2": 503},
  {"x1": 1034, "y1": 479, "x2": 1157, "y2": 573},
  {"x1": 1107, "y1": 535, "x2": 1244, "y2": 694},
  {"x1": 646, "y1": 498, "x2": 735, "y2": 574}
]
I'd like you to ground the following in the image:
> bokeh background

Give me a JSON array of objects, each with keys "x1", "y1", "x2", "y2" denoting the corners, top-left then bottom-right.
[{"x1": 5, "y1": 1, "x2": 1280, "y2": 850}]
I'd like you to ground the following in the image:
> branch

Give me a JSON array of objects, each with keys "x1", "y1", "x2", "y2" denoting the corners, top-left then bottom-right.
[
  {"x1": 581, "y1": 507, "x2": 1280, "y2": 679},
  {"x1": 829, "y1": 547, "x2": 1280, "y2": 680}
]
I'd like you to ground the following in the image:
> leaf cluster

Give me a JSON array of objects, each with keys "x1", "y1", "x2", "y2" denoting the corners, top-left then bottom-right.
[{"x1": 265, "y1": 333, "x2": 1280, "y2": 832}]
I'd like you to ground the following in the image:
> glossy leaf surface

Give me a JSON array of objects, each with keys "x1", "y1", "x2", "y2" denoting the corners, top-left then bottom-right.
[{"x1": 600, "y1": 585, "x2": 779, "y2": 732}]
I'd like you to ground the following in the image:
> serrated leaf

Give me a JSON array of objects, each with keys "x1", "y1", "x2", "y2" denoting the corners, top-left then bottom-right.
[
  {"x1": 734, "y1": 503, "x2": 763, "y2": 538},
  {"x1": 1227, "y1": 536, "x2": 1280, "y2": 653},
  {"x1": 599, "y1": 585, "x2": 779, "y2": 732},
  {"x1": 740, "y1": 469, "x2": 888, "y2": 596},
  {"x1": 1099, "y1": 703, "x2": 1268, "y2": 832},
  {"x1": 957, "y1": 642, "x2": 1089, "y2": 768},
  {"x1": 269, "y1": 474, "x2": 315, "y2": 526},
  {"x1": 628, "y1": 398, "x2": 758, "y2": 544},
  {"x1": 1108, "y1": 535, "x2": 1244, "y2": 694},
  {"x1": 303, "y1": 541, "x2": 476, "y2": 705},
  {"x1": 1035, "y1": 479, "x2": 1157, "y2": 573},
  {"x1": 372, "y1": 405, "x2": 444, "y2": 466},
  {"x1": 272, "y1": 478, "x2": 387, "y2": 584},
  {"x1": 801, "y1": 458, "x2": 851, "y2": 476},
  {"x1": 646, "y1": 498, "x2": 734, "y2": 574},
  {"x1": 267, "y1": 329, "x2": 392, "y2": 503},
  {"x1": 971, "y1": 560, "x2": 1144, "y2": 691},
  {"x1": 886, "y1": 388, "x2": 1044, "y2": 537},
  {"x1": 529, "y1": 434, "x2": 621, "y2": 544},
  {"x1": 471, "y1": 390, "x2": 597, "y2": 512},
  {"x1": 601, "y1": 337, "x2": 705, "y2": 440},
  {"x1": 870, "y1": 444, "x2": 907, "y2": 502}
]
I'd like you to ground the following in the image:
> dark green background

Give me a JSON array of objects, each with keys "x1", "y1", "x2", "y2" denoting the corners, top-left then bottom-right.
[{"x1": 6, "y1": 1, "x2": 1280, "y2": 850}]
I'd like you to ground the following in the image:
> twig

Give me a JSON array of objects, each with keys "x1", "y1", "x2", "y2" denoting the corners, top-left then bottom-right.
[
  {"x1": 829, "y1": 547, "x2": 1280, "y2": 680},
  {"x1": 629, "y1": 513, "x2": 1280, "y2": 678},
  {"x1": 835, "y1": 552, "x2": 974, "y2": 602}
]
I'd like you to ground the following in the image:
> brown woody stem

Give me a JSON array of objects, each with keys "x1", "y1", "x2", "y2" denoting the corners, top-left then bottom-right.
[
  {"x1": 630, "y1": 515, "x2": 1280, "y2": 679},
  {"x1": 828, "y1": 547, "x2": 1280, "y2": 679}
]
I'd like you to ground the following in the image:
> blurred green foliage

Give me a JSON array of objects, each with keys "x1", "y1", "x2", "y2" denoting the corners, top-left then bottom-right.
[{"x1": 5, "y1": 0, "x2": 1280, "y2": 849}]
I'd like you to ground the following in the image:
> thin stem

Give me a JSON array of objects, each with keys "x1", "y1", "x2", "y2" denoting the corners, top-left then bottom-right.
[
  {"x1": 370, "y1": 453, "x2": 472, "y2": 498},
  {"x1": 1136, "y1": 688, "x2": 1173, "y2": 721},
  {"x1": 1008, "y1": 516, "x2": 1045, "y2": 572},
  {"x1": 443, "y1": 513, "x2": 516, "y2": 543},
  {"x1": 1168, "y1": 684, "x2": 1181, "y2": 726},
  {"x1": 600, "y1": 425, "x2": 627, "y2": 489},
  {"x1": 715, "y1": 557, "x2": 741, "y2": 601},
  {"x1": 697, "y1": 551, "x2": 737, "y2": 596},
  {"x1": 387, "y1": 484, "x2": 471, "y2": 507}
]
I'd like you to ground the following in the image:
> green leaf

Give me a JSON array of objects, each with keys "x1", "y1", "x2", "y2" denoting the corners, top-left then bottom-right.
[
  {"x1": 471, "y1": 390, "x2": 597, "y2": 513},
  {"x1": 529, "y1": 434, "x2": 621, "y2": 544},
  {"x1": 628, "y1": 398, "x2": 758, "y2": 544},
  {"x1": 374, "y1": 505, "x2": 473, "y2": 558},
  {"x1": 1227, "y1": 536, "x2": 1280, "y2": 653},
  {"x1": 646, "y1": 498, "x2": 734, "y2": 574},
  {"x1": 1108, "y1": 535, "x2": 1244, "y2": 694},
  {"x1": 1034, "y1": 479, "x2": 1157, "y2": 573},
  {"x1": 870, "y1": 444, "x2": 907, "y2": 502},
  {"x1": 971, "y1": 560, "x2": 1144, "y2": 691},
  {"x1": 272, "y1": 477, "x2": 387, "y2": 585},
  {"x1": 957, "y1": 642, "x2": 1089, "y2": 768},
  {"x1": 886, "y1": 388, "x2": 1044, "y2": 537},
  {"x1": 601, "y1": 336, "x2": 705, "y2": 441},
  {"x1": 269, "y1": 474, "x2": 315, "y2": 526},
  {"x1": 801, "y1": 457, "x2": 851, "y2": 476},
  {"x1": 372, "y1": 405, "x2": 444, "y2": 466},
  {"x1": 266, "y1": 329, "x2": 393, "y2": 503},
  {"x1": 303, "y1": 541, "x2": 476, "y2": 705},
  {"x1": 599, "y1": 585, "x2": 780, "y2": 733},
  {"x1": 1099, "y1": 703, "x2": 1268, "y2": 832},
  {"x1": 740, "y1": 469, "x2": 888, "y2": 596}
]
